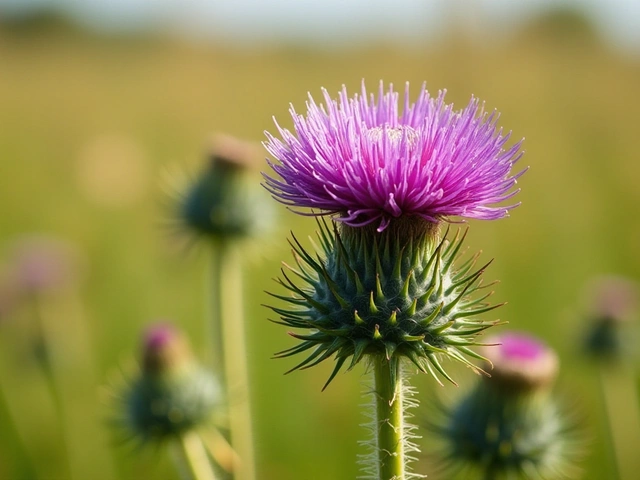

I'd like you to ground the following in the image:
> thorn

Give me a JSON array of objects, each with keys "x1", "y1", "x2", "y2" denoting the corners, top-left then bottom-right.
[
  {"x1": 373, "y1": 324, "x2": 383, "y2": 340},
  {"x1": 369, "y1": 291, "x2": 379, "y2": 314},
  {"x1": 388, "y1": 309, "x2": 398, "y2": 326}
]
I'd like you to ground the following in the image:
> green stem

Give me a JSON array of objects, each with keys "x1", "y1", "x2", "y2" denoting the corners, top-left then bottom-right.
[
  {"x1": 208, "y1": 242, "x2": 227, "y2": 382},
  {"x1": 30, "y1": 294, "x2": 75, "y2": 480},
  {"x1": 0, "y1": 384, "x2": 38, "y2": 479},
  {"x1": 209, "y1": 240, "x2": 256, "y2": 480},
  {"x1": 175, "y1": 431, "x2": 218, "y2": 480},
  {"x1": 599, "y1": 362, "x2": 640, "y2": 480},
  {"x1": 373, "y1": 357, "x2": 405, "y2": 480}
]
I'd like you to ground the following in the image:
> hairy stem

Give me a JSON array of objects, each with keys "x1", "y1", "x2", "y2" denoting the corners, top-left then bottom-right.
[{"x1": 373, "y1": 357, "x2": 405, "y2": 480}]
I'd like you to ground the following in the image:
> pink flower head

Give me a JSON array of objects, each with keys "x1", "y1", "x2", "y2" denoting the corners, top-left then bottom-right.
[
  {"x1": 482, "y1": 331, "x2": 558, "y2": 389},
  {"x1": 264, "y1": 81, "x2": 525, "y2": 231}
]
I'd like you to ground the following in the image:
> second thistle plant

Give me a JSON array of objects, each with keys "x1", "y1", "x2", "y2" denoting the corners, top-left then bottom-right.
[
  {"x1": 431, "y1": 332, "x2": 583, "y2": 479},
  {"x1": 117, "y1": 324, "x2": 225, "y2": 480},
  {"x1": 172, "y1": 134, "x2": 272, "y2": 480},
  {"x1": 264, "y1": 81, "x2": 525, "y2": 479}
]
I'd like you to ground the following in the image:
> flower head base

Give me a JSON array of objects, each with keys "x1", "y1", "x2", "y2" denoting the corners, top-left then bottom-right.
[
  {"x1": 264, "y1": 82, "x2": 525, "y2": 231},
  {"x1": 432, "y1": 332, "x2": 583, "y2": 479},
  {"x1": 269, "y1": 219, "x2": 502, "y2": 389}
]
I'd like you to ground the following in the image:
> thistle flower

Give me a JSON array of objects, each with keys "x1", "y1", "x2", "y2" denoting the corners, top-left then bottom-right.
[
  {"x1": 265, "y1": 82, "x2": 525, "y2": 479},
  {"x1": 119, "y1": 324, "x2": 223, "y2": 444},
  {"x1": 265, "y1": 82, "x2": 525, "y2": 386},
  {"x1": 264, "y1": 81, "x2": 525, "y2": 231},
  {"x1": 483, "y1": 332, "x2": 559, "y2": 391},
  {"x1": 432, "y1": 332, "x2": 582, "y2": 479}
]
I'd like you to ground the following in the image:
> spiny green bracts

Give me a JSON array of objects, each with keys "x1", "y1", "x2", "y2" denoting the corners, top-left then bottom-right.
[{"x1": 268, "y1": 217, "x2": 502, "y2": 389}]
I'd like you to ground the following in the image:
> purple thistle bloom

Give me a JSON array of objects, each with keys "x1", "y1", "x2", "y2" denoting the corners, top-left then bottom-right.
[
  {"x1": 482, "y1": 331, "x2": 558, "y2": 389},
  {"x1": 264, "y1": 81, "x2": 526, "y2": 231}
]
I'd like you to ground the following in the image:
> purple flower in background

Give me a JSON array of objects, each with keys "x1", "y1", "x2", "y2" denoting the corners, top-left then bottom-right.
[
  {"x1": 7, "y1": 235, "x2": 82, "y2": 294},
  {"x1": 264, "y1": 81, "x2": 525, "y2": 231},
  {"x1": 481, "y1": 331, "x2": 559, "y2": 389}
]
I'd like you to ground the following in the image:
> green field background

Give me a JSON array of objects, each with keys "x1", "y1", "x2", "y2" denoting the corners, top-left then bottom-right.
[{"x1": 1, "y1": 11, "x2": 639, "y2": 480}]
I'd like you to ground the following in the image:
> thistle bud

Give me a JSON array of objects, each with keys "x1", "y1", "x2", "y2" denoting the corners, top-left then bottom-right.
[
  {"x1": 122, "y1": 323, "x2": 223, "y2": 444},
  {"x1": 180, "y1": 133, "x2": 272, "y2": 240},
  {"x1": 433, "y1": 332, "x2": 581, "y2": 479},
  {"x1": 583, "y1": 275, "x2": 638, "y2": 360}
]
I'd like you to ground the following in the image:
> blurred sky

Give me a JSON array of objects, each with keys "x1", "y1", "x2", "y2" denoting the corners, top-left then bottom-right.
[{"x1": 1, "y1": 0, "x2": 639, "y2": 51}]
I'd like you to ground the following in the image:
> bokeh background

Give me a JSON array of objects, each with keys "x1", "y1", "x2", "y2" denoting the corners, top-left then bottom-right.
[{"x1": 1, "y1": 0, "x2": 639, "y2": 479}]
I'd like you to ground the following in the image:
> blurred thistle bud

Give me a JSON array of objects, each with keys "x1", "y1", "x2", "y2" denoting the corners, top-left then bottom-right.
[
  {"x1": 5, "y1": 235, "x2": 82, "y2": 296},
  {"x1": 582, "y1": 275, "x2": 638, "y2": 360},
  {"x1": 432, "y1": 331, "x2": 582, "y2": 479},
  {"x1": 180, "y1": 133, "x2": 273, "y2": 240},
  {"x1": 120, "y1": 323, "x2": 223, "y2": 444}
]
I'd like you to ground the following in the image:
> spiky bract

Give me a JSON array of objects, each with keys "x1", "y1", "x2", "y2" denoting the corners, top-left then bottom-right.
[{"x1": 269, "y1": 218, "x2": 501, "y2": 389}]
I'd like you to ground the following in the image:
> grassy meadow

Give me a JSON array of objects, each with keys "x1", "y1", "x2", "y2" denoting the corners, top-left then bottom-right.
[{"x1": 0, "y1": 12, "x2": 639, "y2": 479}]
